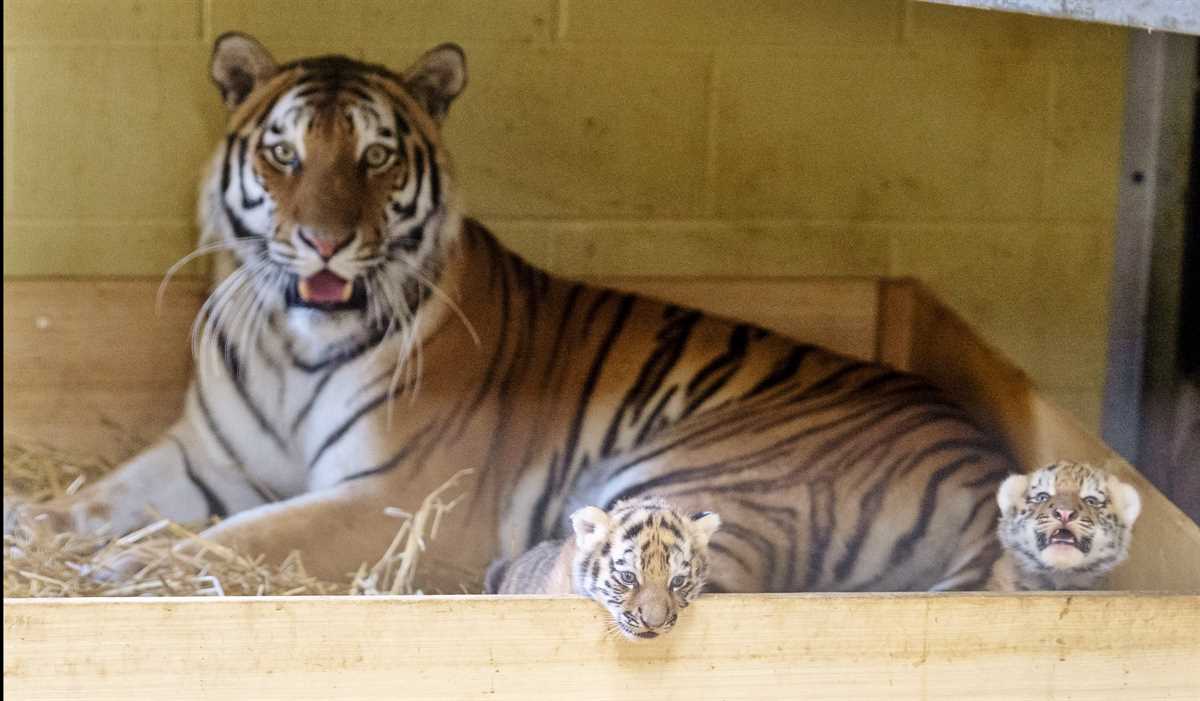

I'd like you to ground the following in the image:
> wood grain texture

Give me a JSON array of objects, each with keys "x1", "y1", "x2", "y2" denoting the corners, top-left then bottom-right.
[
  {"x1": 4, "y1": 593, "x2": 1199, "y2": 700},
  {"x1": 2, "y1": 278, "x2": 205, "y2": 457}
]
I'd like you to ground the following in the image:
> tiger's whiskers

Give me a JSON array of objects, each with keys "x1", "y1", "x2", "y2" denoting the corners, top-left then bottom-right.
[{"x1": 157, "y1": 239, "x2": 257, "y2": 316}]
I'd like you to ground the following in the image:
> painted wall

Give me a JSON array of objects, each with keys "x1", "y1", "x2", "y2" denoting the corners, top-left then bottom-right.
[{"x1": 2, "y1": 1, "x2": 1127, "y2": 431}]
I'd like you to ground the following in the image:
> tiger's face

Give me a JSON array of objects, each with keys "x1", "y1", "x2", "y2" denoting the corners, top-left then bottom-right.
[
  {"x1": 997, "y1": 461, "x2": 1140, "y2": 581},
  {"x1": 570, "y1": 498, "x2": 720, "y2": 641},
  {"x1": 198, "y1": 34, "x2": 466, "y2": 361}
]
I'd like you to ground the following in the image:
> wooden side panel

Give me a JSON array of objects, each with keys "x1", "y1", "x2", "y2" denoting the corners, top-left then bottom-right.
[
  {"x1": 4, "y1": 594, "x2": 1199, "y2": 700},
  {"x1": 2, "y1": 278, "x2": 206, "y2": 459},
  {"x1": 879, "y1": 279, "x2": 1200, "y2": 592},
  {"x1": 1, "y1": 277, "x2": 879, "y2": 458}
]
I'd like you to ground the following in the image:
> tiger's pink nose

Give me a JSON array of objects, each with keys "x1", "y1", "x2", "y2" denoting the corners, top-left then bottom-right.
[
  {"x1": 1055, "y1": 508, "x2": 1075, "y2": 523},
  {"x1": 298, "y1": 230, "x2": 349, "y2": 260}
]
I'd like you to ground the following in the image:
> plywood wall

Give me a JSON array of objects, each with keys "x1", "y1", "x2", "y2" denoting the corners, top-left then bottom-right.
[{"x1": 1, "y1": 1, "x2": 1127, "y2": 431}]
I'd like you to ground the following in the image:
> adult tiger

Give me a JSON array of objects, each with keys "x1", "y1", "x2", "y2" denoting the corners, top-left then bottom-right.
[{"x1": 11, "y1": 34, "x2": 1013, "y2": 592}]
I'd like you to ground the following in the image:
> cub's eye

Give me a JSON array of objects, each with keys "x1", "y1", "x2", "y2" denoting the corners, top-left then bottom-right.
[
  {"x1": 1083, "y1": 496, "x2": 1104, "y2": 507},
  {"x1": 617, "y1": 571, "x2": 637, "y2": 586},
  {"x1": 1031, "y1": 492, "x2": 1050, "y2": 503},
  {"x1": 363, "y1": 144, "x2": 393, "y2": 169},
  {"x1": 268, "y1": 142, "x2": 298, "y2": 168},
  {"x1": 670, "y1": 575, "x2": 687, "y2": 589}
]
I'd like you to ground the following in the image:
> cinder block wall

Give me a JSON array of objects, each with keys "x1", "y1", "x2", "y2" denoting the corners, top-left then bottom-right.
[{"x1": 2, "y1": 1, "x2": 1127, "y2": 431}]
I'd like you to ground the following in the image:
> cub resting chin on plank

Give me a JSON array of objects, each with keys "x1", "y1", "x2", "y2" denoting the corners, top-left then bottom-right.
[
  {"x1": 988, "y1": 461, "x2": 1141, "y2": 591},
  {"x1": 486, "y1": 497, "x2": 720, "y2": 640}
]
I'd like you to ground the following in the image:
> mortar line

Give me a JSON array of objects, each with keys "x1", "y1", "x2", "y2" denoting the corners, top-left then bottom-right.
[
  {"x1": 555, "y1": 0, "x2": 569, "y2": 42},
  {"x1": 702, "y1": 51, "x2": 720, "y2": 218}
]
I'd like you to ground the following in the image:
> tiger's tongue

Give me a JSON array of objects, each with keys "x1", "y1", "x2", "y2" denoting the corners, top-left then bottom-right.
[{"x1": 299, "y1": 270, "x2": 352, "y2": 303}]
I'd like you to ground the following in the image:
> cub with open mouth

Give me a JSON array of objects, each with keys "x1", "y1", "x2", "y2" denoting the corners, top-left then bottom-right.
[{"x1": 989, "y1": 460, "x2": 1141, "y2": 591}]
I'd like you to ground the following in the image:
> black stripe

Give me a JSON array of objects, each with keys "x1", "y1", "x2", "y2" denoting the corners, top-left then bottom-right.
[
  {"x1": 743, "y1": 345, "x2": 816, "y2": 399},
  {"x1": 680, "y1": 323, "x2": 752, "y2": 418},
  {"x1": 169, "y1": 437, "x2": 227, "y2": 518},
  {"x1": 529, "y1": 294, "x2": 635, "y2": 544},
  {"x1": 237, "y1": 135, "x2": 264, "y2": 209},
  {"x1": 286, "y1": 323, "x2": 390, "y2": 373},
  {"x1": 888, "y1": 454, "x2": 987, "y2": 567},
  {"x1": 342, "y1": 424, "x2": 431, "y2": 482},
  {"x1": 194, "y1": 384, "x2": 276, "y2": 503},
  {"x1": 214, "y1": 332, "x2": 288, "y2": 454},
  {"x1": 599, "y1": 309, "x2": 700, "y2": 457},
  {"x1": 290, "y1": 367, "x2": 339, "y2": 434},
  {"x1": 308, "y1": 383, "x2": 404, "y2": 471},
  {"x1": 393, "y1": 110, "x2": 412, "y2": 135}
]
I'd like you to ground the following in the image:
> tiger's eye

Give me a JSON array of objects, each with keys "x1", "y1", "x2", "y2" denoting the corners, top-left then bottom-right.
[
  {"x1": 1032, "y1": 492, "x2": 1050, "y2": 503},
  {"x1": 618, "y1": 571, "x2": 637, "y2": 586},
  {"x1": 670, "y1": 575, "x2": 686, "y2": 589},
  {"x1": 364, "y1": 144, "x2": 392, "y2": 169},
  {"x1": 270, "y1": 142, "x2": 297, "y2": 167},
  {"x1": 1083, "y1": 496, "x2": 1103, "y2": 507}
]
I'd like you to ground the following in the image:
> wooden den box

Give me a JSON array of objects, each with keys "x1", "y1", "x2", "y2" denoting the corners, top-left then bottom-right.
[{"x1": 3, "y1": 275, "x2": 1199, "y2": 700}]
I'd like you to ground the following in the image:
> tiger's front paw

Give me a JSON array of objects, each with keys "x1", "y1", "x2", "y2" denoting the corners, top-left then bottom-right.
[{"x1": 3, "y1": 498, "x2": 81, "y2": 536}]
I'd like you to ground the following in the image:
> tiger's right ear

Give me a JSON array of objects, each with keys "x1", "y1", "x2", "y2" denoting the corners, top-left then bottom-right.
[
  {"x1": 211, "y1": 32, "x2": 277, "y2": 110},
  {"x1": 997, "y1": 473, "x2": 1029, "y2": 513},
  {"x1": 571, "y1": 506, "x2": 611, "y2": 550}
]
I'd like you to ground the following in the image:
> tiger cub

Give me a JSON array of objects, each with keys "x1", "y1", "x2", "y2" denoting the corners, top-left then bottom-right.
[
  {"x1": 988, "y1": 461, "x2": 1141, "y2": 591},
  {"x1": 485, "y1": 497, "x2": 721, "y2": 640}
]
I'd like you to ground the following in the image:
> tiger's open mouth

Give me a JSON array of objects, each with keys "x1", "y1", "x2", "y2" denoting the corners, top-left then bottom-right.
[
  {"x1": 1038, "y1": 528, "x2": 1089, "y2": 553},
  {"x1": 286, "y1": 271, "x2": 367, "y2": 311},
  {"x1": 1047, "y1": 529, "x2": 1077, "y2": 547}
]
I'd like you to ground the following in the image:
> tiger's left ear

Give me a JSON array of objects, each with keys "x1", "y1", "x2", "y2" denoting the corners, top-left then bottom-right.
[
  {"x1": 210, "y1": 32, "x2": 277, "y2": 110},
  {"x1": 403, "y1": 43, "x2": 467, "y2": 124},
  {"x1": 1109, "y1": 477, "x2": 1142, "y2": 526},
  {"x1": 571, "y1": 506, "x2": 611, "y2": 550},
  {"x1": 690, "y1": 511, "x2": 722, "y2": 545}
]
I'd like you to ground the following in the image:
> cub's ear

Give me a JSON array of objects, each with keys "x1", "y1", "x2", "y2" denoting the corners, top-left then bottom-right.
[
  {"x1": 997, "y1": 473, "x2": 1030, "y2": 512},
  {"x1": 1112, "y1": 479, "x2": 1142, "y2": 526},
  {"x1": 211, "y1": 32, "x2": 277, "y2": 110},
  {"x1": 690, "y1": 511, "x2": 722, "y2": 545},
  {"x1": 571, "y1": 506, "x2": 611, "y2": 549},
  {"x1": 403, "y1": 43, "x2": 467, "y2": 123}
]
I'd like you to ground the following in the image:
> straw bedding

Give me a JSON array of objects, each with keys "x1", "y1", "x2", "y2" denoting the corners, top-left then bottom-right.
[{"x1": 3, "y1": 435, "x2": 475, "y2": 597}]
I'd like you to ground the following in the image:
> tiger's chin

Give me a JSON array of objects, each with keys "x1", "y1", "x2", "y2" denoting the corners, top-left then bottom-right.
[
  {"x1": 614, "y1": 621, "x2": 668, "y2": 642},
  {"x1": 1039, "y1": 543, "x2": 1087, "y2": 569}
]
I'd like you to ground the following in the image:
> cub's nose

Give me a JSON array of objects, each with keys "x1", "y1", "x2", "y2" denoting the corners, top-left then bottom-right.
[
  {"x1": 1055, "y1": 508, "x2": 1075, "y2": 523},
  {"x1": 640, "y1": 601, "x2": 669, "y2": 629}
]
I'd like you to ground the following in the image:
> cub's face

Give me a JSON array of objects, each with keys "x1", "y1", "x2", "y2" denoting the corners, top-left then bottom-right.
[
  {"x1": 997, "y1": 462, "x2": 1140, "y2": 578},
  {"x1": 571, "y1": 499, "x2": 720, "y2": 640}
]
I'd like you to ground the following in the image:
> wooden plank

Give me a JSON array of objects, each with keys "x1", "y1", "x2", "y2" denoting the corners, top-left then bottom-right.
[
  {"x1": 1, "y1": 277, "x2": 880, "y2": 457},
  {"x1": 4, "y1": 594, "x2": 1198, "y2": 700},
  {"x1": 880, "y1": 279, "x2": 1200, "y2": 592},
  {"x1": 2, "y1": 278, "x2": 205, "y2": 456},
  {"x1": 589, "y1": 276, "x2": 880, "y2": 361}
]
